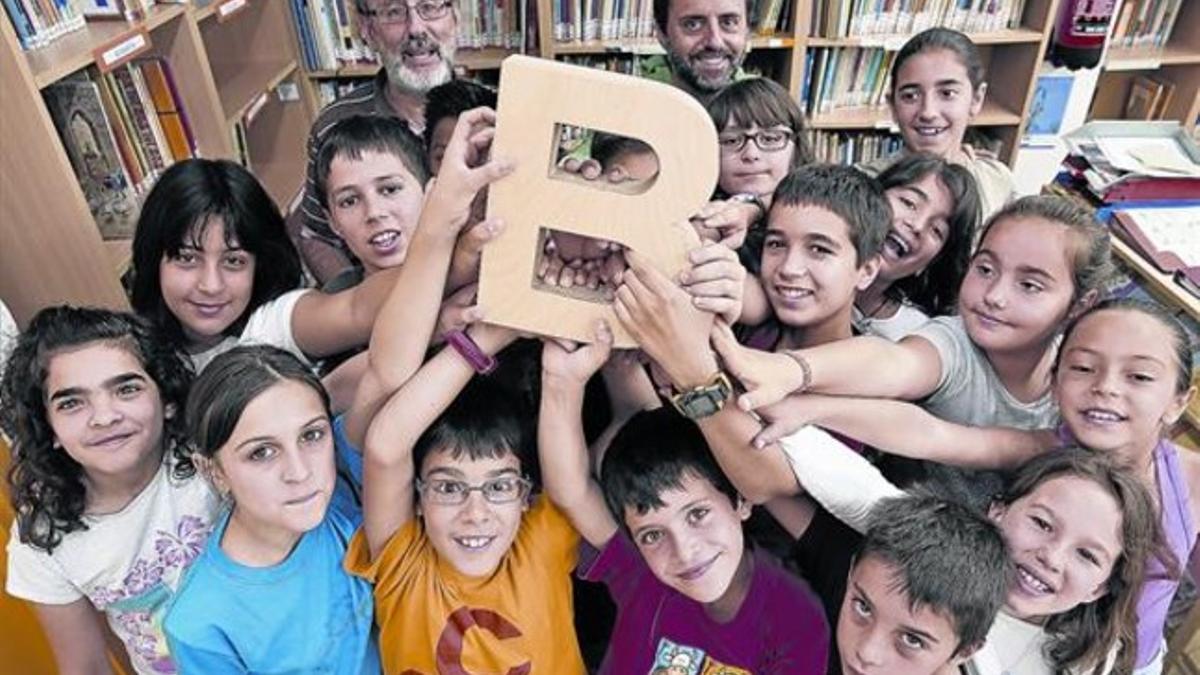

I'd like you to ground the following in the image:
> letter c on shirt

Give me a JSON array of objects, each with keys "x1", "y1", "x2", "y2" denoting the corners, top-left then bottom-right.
[{"x1": 433, "y1": 606, "x2": 531, "y2": 675}]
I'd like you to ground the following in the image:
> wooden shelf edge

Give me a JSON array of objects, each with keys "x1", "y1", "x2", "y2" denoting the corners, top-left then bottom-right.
[
  {"x1": 1111, "y1": 237, "x2": 1200, "y2": 323},
  {"x1": 224, "y1": 60, "x2": 299, "y2": 125},
  {"x1": 808, "y1": 100, "x2": 1021, "y2": 129},
  {"x1": 1105, "y1": 44, "x2": 1200, "y2": 71},
  {"x1": 29, "y1": 4, "x2": 188, "y2": 89},
  {"x1": 805, "y1": 26, "x2": 1042, "y2": 48}
]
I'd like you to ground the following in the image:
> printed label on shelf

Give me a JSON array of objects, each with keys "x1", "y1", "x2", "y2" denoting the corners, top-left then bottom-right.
[
  {"x1": 276, "y1": 82, "x2": 301, "y2": 102},
  {"x1": 218, "y1": 0, "x2": 249, "y2": 22},
  {"x1": 244, "y1": 91, "x2": 269, "y2": 126},
  {"x1": 883, "y1": 36, "x2": 907, "y2": 51},
  {"x1": 93, "y1": 29, "x2": 152, "y2": 74},
  {"x1": 767, "y1": 38, "x2": 783, "y2": 48},
  {"x1": 874, "y1": 119, "x2": 898, "y2": 131}
]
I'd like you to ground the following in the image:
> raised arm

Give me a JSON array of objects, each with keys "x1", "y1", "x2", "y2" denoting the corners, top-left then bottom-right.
[
  {"x1": 289, "y1": 107, "x2": 514, "y2": 364},
  {"x1": 709, "y1": 321, "x2": 944, "y2": 411},
  {"x1": 539, "y1": 323, "x2": 620, "y2": 548},
  {"x1": 361, "y1": 322, "x2": 516, "y2": 559},
  {"x1": 338, "y1": 108, "x2": 513, "y2": 448},
  {"x1": 751, "y1": 392, "x2": 1054, "y2": 469},
  {"x1": 613, "y1": 252, "x2": 800, "y2": 504}
]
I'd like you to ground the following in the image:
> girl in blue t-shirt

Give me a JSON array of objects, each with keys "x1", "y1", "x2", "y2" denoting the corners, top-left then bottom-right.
[{"x1": 163, "y1": 345, "x2": 379, "y2": 674}]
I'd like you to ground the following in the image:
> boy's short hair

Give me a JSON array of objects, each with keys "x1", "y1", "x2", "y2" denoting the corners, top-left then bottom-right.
[
  {"x1": 314, "y1": 114, "x2": 430, "y2": 210},
  {"x1": 859, "y1": 493, "x2": 1009, "y2": 654},
  {"x1": 590, "y1": 132, "x2": 654, "y2": 172},
  {"x1": 412, "y1": 376, "x2": 535, "y2": 481},
  {"x1": 423, "y1": 80, "x2": 498, "y2": 152},
  {"x1": 600, "y1": 407, "x2": 738, "y2": 525},
  {"x1": 772, "y1": 164, "x2": 891, "y2": 264}
]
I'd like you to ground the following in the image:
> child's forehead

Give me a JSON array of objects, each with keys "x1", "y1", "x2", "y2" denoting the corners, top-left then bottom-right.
[
  {"x1": 850, "y1": 554, "x2": 960, "y2": 637},
  {"x1": 768, "y1": 203, "x2": 853, "y2": 242},
  {"x1": 896, "y1": 49, "x2": 971, "y2": 84},
  {"x1": 330, "y1": 148, "x2": 419, "y2": 182},
  {"x1": 623, "y1": 472, "x2": 732, "y2": 524},
  {"x1": 420, "y1": 447, "x2": 521, "y2": 478}
]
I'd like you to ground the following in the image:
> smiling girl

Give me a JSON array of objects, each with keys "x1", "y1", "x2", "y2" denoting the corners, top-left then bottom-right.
[
  {"x1": 720, "y1": 195, "x2": 1114, "y2": 510},
  {"x1": 3, "y1": 307, "x2": 218, "y2": 674},
  {"x1": 130, "y1": 158, "x2": 416, "y2": 373},
  {"x1": 853, "y1": 153, "x2": 981, "y2": 340},
  {"x1": 860, "y1": 28, "x2": 1017, "y2": 221},
  {"x1": 745, "y1": 300, "x2": 1199, "y2": 673}
]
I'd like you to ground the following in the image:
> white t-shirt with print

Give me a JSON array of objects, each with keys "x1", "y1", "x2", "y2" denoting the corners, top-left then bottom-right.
[{"x1": 7, "y1": 462, "x2": 220, "y2": 675}]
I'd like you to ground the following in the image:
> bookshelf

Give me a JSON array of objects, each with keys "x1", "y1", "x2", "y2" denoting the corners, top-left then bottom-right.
[
  {"x1": 0, "y1": 1, "x2": 316, "y2": 326},
  {"x1": 1089, "y1": 0, "x2": 1200, "y2": 133},
  {"x1": 195, "y1": 0, "x2": 316, "y2": 207}
]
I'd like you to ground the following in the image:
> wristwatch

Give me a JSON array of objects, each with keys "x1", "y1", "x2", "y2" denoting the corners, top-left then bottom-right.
[
  {"x1": 728, "y1": 192, "x2": 766, "y2": 216},
  {"x1": 670, "y1": 372, "x2": 733, "y2": 420}
]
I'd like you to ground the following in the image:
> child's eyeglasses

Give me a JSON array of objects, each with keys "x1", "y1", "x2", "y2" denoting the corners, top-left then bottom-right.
[
  {"x1": 361, "y1": 0, "x2": 453, "y2": 24},
  {"x1": 416, "y1": 476, "x2": 532, "y2": 505},
  {"x1": 717, "y1": 129, "x2": 794, "y2": 153}
]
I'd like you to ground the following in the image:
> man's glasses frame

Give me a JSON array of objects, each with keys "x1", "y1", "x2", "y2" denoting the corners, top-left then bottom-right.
[{"x1": 361, "y1": 0, "x2": 454, "y2": 25}]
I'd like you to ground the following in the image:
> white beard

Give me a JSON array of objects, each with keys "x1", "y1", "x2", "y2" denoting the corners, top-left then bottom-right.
[{"x1": 382, "y1": 42, "x2": 457, "y2": 94}]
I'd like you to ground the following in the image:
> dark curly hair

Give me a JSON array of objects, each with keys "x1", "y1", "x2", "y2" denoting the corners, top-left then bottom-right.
[{"x1": 1, "y1": 307, "x2": 195, "y2": 554}]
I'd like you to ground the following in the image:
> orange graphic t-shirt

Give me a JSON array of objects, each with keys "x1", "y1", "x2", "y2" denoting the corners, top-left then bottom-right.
[{"x1": 344, "y1": 495, "x2": 584, "y2": 675}]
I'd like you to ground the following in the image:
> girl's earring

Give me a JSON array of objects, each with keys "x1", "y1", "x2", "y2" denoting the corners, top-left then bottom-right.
[{"x1": 164, "y1": 403, "x2": 178, "y2": 420}]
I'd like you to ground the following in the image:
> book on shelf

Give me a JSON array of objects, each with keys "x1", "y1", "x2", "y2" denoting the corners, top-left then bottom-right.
[
  {"x1": 1111, "y1": 0, "x2": 1183, "y2": 48},
  {"x1": 803, "y1": 46, "x2": 895, "y2": 117},
  {"x1": 1124, "y1": 74, "x2": 1176, "y2": 121},
  {"x1": 2, "y1": 0, "x2": 84, "y2": 50},
  {"x1": 552, "y1": 0, "x2": 655, "y2": 43},
  {"x1": 808, "y1": 129, "x2": 903, "y2": 165},
  {"x1": 42, "y1": 72, "x2": 138, "y2": 239},
  {"x1": 1110, "y1": 206, "x2": 1200, "y2": 298},
  {"x1": 809, "y1": 0, "x2": 1028, "y2": 39}
]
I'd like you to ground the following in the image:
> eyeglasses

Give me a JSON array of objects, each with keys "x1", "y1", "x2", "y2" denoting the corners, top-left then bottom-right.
[
  {"x1": 416, "y1": 476, "x2": 532, "y2": 506},
  {"x1": 361, "y1": 0, "x2": 453, "y2": 24},
  {"x1": 717, "y1": 129, "x2": 794, "y2": 153}
]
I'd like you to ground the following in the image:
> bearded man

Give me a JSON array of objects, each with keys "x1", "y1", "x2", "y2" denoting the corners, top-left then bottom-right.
[{"x1": 295, "y1": 0, "x2": 459, "y2": 283}]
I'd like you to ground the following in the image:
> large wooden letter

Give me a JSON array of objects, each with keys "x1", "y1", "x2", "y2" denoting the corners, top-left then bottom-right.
[{"x1": 479, "y1": 56, "x2": 718, "y2": 347}]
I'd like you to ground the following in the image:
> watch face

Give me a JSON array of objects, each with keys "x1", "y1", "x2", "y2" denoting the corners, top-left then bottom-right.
[{"x1": 686, "y1": 395, "x2": 721, "y2": 418}]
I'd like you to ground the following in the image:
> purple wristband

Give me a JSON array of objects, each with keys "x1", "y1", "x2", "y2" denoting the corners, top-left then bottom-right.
[{"x1": 445, "y1": 329, "x2": 497, "y2": 374}]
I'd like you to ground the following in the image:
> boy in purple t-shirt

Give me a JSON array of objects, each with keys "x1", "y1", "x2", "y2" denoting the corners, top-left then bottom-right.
[{"x1": 539, "y1": 324, "x2": 828, "y2": 674}]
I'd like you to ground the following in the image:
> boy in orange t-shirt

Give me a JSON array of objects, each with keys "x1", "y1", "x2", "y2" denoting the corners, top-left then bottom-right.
[{"x1": 343, "y1": 322, "x2": 585, "y2": 674}]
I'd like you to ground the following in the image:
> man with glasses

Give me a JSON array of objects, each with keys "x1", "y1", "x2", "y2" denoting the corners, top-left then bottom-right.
[{"x1": 294, "y1": 0, "x2": 460, "y2": 284}]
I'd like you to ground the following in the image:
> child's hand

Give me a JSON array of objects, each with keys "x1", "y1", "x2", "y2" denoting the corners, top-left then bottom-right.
[
  {"x1": 541, "y1": 320, "x2": 614, "y2": 390},
  {"x1": 424, "y1": 107, "x2": 515, "y2": 234},
  {"x1": 711, "y1": 322, "x2": 807, "y2": 411},
  {"x1": 752, "y1": 396, "x2": 822, "y2": 449},
  {"x1": 678, "y1": 242, "x2": 746, "y2": 326},
  {"x1": 447, "y1": 217, "x2": 506, "y2": 290},
  {"x1": 614, "y1": 250, "x2": 718, "y2": 388},
  {"x1": 690, "y1": 198, "x2": 759, "y2": 249},
  {"x1": 435, "y1": 283, "x2": 483, "y2": 343}
]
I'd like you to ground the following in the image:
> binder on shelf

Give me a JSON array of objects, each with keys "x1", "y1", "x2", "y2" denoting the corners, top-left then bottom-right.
[
  {"x1": 1110, "y1": 207, "x2": 1200, "y2": 292},
  {"x1": 1062, "y1": 121, "x2": 1200, "y2": 203}
]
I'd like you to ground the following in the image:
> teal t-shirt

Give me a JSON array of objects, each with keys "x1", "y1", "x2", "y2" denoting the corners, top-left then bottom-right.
[{"x1": 163, "y1": 416, "x2": 377, "y2": 674}]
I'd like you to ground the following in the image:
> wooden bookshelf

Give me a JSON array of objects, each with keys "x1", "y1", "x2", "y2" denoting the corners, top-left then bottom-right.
[
  {"x1": 1089, "y1": 0, "x2": 1200, "y2": 133},
  {"x1": 197, "y1": 0, "x2": 315, "y2": 207},
  {"x1": 0, "y1": 0, "x2": 315, "y2": 325},
  {"x1": 809, "y1": 98, "x2": 1021, "y2": 129}
]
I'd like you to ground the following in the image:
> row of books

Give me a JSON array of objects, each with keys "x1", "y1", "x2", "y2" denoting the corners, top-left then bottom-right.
[
  {"x1": 41, "y1": 58, "x2": 195, "y2": 238},
  {"x1": 551, "y1": 0, "x2": 792, "y2": 44},
  {"x1": 810, "y1": 0, "x2": 1028, "y2": 39},
  {"x1": 807, "y1": 129, "x2": 903, "y2": 164},
  {"x1": 800, "y1": 47, "x2": 896, "y2": 117},
  {"x1": 3, "y1": 0, "x2": 167, "y2": 51},
  {"x1": 290, "y1": 0, "x2": 533, "y2": 72},
  {"x1": 1110, "y1": 0, "x2": 1183, "y2": 49}
]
